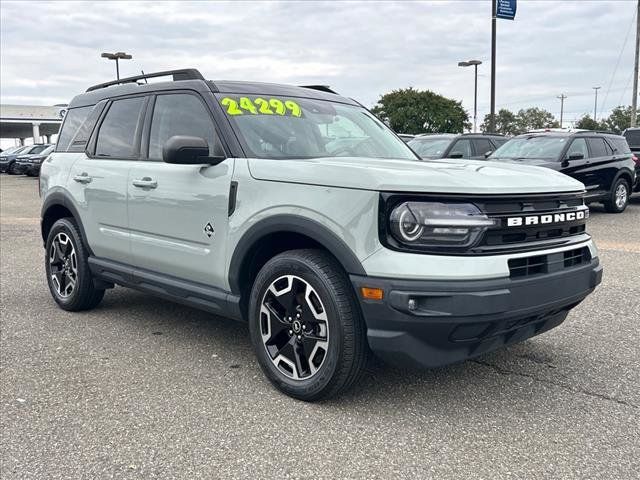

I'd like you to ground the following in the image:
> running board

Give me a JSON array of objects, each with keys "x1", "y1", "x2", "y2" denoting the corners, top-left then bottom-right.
[{"x1": 88, "y1": 257, "x2": 243, "y2": 321}]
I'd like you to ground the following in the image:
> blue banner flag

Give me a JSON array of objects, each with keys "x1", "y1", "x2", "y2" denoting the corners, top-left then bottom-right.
[{"x1": 496, "y1": 0, "x2": 517, "y2": 20}]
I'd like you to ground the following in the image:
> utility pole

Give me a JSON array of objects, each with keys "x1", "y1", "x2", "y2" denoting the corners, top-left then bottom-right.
[
  {"x1": 458, "y1": 60, "x2": 482, "y2": 132},
  {"x1": 490, "y1": 0, "x2": 497, "y2": 132},
  {"x1": 557, "y1": 94, "x2": 567, "y2": 128},
  {"x1": 631, "y1": 0, "x2": 639, "y2": 127},
  {"x1": 592, "y1": 87, "x2": 601, "y2": 122}
]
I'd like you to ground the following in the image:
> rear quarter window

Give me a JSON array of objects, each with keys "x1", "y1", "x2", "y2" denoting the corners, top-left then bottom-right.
[
  {"x1": 609, "y1": 138, "x2": 631, "y2": 154},
  {"x1": 56, "y1": 106, "x2": 93, "y2": 152}
]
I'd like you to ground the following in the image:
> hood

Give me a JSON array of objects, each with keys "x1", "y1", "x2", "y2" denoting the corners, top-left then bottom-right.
[{"x1": 248, "y1": 157, "x2": 584, "y2": 195}]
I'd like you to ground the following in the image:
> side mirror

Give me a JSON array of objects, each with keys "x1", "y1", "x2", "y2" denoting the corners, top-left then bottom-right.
[
  {"x1": 448, "y1": 152, "x2": 464, "y2": 159},
  {"x1": 162, "y1": 135, "x2": 225, "y2": 165},
  {"x1": 566, "y1": 152, "x2": 584, "y2": 161},
  {"x1": 484, "y1": 150, "x2": 493, "y2": 158}
]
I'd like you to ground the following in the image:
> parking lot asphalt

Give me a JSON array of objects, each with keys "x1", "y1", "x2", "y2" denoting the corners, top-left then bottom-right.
[{"x1": 1, "y1": 174, "x2": 639, "y2": 480}]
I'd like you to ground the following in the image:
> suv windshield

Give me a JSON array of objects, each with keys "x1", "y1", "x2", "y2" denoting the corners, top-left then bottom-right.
[
  {"x1": 407, "y1": 137, "x2": 453, "y2": 158},
  {"x1": 216, "y1": 94, "x2": 417, "y2": 160},
  {"x1": 490, "y1": 136, "x2": 569, "y2": 160}
]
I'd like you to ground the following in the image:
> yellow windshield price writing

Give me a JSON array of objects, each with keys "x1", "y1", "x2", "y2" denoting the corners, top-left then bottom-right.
[{"x1": 220, "y1": 97, "x2": 302, "y2": 117}]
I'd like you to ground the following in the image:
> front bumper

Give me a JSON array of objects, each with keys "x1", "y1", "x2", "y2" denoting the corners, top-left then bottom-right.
[
  {"x1": 15, "y1": 162, "x2": 40, "y2": 175},
  {"x1": 351, "y1": 258, "x2": 602, "y2": 368}
]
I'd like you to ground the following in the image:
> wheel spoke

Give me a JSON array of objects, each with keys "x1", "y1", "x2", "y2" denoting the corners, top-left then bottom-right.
[{"x1": 259, "y1": 274, "x2": 330, "y2": 381}]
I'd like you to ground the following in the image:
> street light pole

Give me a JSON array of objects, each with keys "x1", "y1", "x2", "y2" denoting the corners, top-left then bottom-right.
[
  {"x1": 592, "y1": 87, "x2": 601, "y2": 122},
  {"x1": 458, "y1": 60, "x2": 483, "y2": 132},
  {"x1": 631, "y1": 0, "x2": 639, "y2": 127},
  {"x1": 490, "y1": 1, "x2": 497, "y2": 132},
  {"x1": 101, "y1": 52, "x2": 133, "y2": 81}
]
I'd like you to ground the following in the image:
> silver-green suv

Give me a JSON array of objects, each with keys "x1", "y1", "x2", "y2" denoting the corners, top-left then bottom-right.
[{"x1": 40, "y1": 69, "x2": 602, "y2": 400}]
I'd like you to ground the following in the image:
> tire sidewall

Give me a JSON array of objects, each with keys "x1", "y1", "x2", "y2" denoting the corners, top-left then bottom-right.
[
  {"x1": 248, "y1": 255, "x2": 345, "y2": 399},
  {"x1": 45, "y1": 218, "x2": 89, "y2": 309}
]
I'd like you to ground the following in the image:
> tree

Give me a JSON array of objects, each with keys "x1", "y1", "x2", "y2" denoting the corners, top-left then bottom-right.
[
  {"x1": 574, "y1": 115, "x2": 605, "y2": 131},
  {"x1": 515, "y1": 107, "x2": 560, "y2": 132},
  {"x1": 601, "y1": 105, "x2": 640, "y2": 134},
  {"x1": 481, "y1": 107, "x2": 559, "y2": 135},
  {"x1": 480, "y1": 109, "x2": 518, "y2": 135},
  {"x1": 371, "y1": 87, "x2": 470, "y2": 134}
]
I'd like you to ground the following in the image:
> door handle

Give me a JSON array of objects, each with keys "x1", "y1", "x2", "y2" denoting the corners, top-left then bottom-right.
[
  {"x1": 73, "y1": 173, "x2": 92, "y2": 184},
  {"x1": 132, "y1": 177, "x2": 158, "y2": 189}
]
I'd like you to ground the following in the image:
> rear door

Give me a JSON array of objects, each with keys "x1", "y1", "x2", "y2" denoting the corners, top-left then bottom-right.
[
  {"x1": 68, "y1": 96, "x2": 148, "y2": 263},
  {"x1": 586, "y1": 137, "x2": 617, "y2": 194},
  {"x1": 127, "y1": 91, "x2": 233, "y2": 287}
]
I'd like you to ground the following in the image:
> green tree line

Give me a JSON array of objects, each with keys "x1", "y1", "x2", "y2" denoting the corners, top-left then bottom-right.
[{"x1": 371, "y1": 87, "x2": 638, "y2": 135}]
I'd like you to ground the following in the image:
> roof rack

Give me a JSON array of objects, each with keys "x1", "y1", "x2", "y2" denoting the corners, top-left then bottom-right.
[
  {"x1": 573, "y1": 130, "x2": 617, "y2": 135},
  {"x1": 86, "y1": 68, "x2": 205, "y2": 92},
  {"x1": 299, "y1": 85, "x2": 338, "y2": 94},
  {"x1": 460, "y1": 132, "x2": 505, "y2": 136}
]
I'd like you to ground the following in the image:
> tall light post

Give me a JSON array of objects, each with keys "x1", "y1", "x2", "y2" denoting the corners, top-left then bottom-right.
[
  {"x1": 101, "y1": 52, "x2": 132, "y2": 80},
  {"x1": 557, "y1": 94, "x2": 567, "y2": 128},
  {"x1": 458, "y1": 60, "x2": 482, "y2": 132},
  {"x1": 592, "y1": 87, "x2": 601, "y2": 122}
]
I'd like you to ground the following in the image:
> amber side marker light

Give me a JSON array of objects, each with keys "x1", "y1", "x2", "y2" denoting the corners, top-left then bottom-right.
[{"x1": 361, "y1": 287, "x2": 384, "y2": 300}]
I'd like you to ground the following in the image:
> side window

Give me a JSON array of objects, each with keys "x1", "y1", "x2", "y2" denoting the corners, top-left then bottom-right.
[
  {"x1": 566, "y1": 138, "x2": 589, "y2": 159},
  {"x1": 56, "y1": 106, "x2": 93, "y2": 152},
  {"x1": 609, "y1": 138, "x2": 631, "y2": 154},
  {"x1": 587, "y1": 138, "x2": 610, "y2": 157},
  {"x1": 148, "y1": 93, "x2": 223, "y2": 160},
  {"x1": 473, "y1": 138, "x2": 493, "y2": 156},
  {"x1": 449, "y1": 139, "x2": 472, "y2": 158},
  {"x1": 492, "y1": 138, "x2": 508, "y2": 148},
  {"x1": 95, "y1": 97, "x2": 145, "y2": 158}
]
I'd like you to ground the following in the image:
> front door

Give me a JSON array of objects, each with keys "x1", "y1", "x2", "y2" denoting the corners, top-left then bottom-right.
[{"x1": 127, "y1": 92, "x2": 233, "y2": 287}]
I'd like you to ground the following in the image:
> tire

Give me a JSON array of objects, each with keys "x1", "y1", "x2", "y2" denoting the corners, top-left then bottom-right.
[
  {"x1": 45, "y1": 218, "x2": 105, "y2": 311},
  {"x1": 7, "y1": 161, "x2": 17, "y2": 175},
  {"x1": 603, "y1": 177, "x2": 630, "y2": 213},
  {"x1": 248, "y1": 249, "x2": 368, "y2": 401}
]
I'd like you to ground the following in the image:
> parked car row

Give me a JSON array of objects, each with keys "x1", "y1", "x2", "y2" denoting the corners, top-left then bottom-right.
[
  {"x1": 0, "y1": 143, "x2": 53, "y2": 176},
  {"x1": 403, "y1": 130, "x2": 638, "y2": 213}
]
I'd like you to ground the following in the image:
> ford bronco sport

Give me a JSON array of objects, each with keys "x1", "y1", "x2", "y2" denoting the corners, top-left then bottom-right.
[{"x1": 40, "y1": 69, "x2": 602, "y2": 401}]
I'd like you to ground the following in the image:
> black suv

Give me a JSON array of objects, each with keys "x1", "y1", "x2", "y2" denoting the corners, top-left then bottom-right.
[
  {"x1": 489, "y1": 131, "x2": 636, "y2": 213},
  {"x1": 408, "y1": 133, "x2": 507, "y2": 160},
  {"x1": 622, "y1": 127, "x2": 640, "y2": 192}
]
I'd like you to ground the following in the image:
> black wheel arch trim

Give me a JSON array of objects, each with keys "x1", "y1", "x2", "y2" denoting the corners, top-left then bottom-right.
[
  {"x1": 41, "y1": 191, "x2": 93, "y2": 256},
  {"x1": 228, "y1": 214, "x2": 366, "y2": 294}
]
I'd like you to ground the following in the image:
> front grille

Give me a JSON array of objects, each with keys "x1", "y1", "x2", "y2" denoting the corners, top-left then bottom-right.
[
  {"x1": 508, "y1": 247, "x2": 591, "y2": 278},
  {"x1": 469, "y1": 193, "x2": 589, "y2": 254}
]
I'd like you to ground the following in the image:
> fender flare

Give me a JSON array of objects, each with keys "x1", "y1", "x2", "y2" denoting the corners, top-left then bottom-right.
[
  {"x1": 40, "y1": 191, "x2": 93, "y2": 255},
  {"x1": 228, "y1": 214, "x2": 366, "y2": 294}
]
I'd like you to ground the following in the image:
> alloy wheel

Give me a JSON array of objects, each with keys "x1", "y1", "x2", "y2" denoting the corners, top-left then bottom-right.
[
  {"x1": 615, "y1": 183, "x2": 628, "y2": 209},
  {"x1": 259, "y1": 275, "x2": 330, "y2": 380},
  {"x1": 49, "y1": 232, "x2": 78, "y2": 298}
]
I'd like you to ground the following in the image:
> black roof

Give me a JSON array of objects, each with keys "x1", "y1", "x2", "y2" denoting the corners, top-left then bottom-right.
[{"x1": 69, "y1": 68, "x2": 358, "y2": 109}]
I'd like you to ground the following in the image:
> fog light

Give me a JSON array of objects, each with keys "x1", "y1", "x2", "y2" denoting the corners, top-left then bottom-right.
[{"x1": 407, "y1": 298, "x2": 417, "y2": 311}]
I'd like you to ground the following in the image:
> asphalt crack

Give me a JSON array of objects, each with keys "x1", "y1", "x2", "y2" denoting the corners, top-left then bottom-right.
[{"x1": 472, "y1": 359, "x2": 638, "y2": 409}]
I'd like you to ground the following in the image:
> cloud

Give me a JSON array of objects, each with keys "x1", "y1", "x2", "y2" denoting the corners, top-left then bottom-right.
[{"x1": 0, "y1": 0, "x2": 637, "y2": 127}]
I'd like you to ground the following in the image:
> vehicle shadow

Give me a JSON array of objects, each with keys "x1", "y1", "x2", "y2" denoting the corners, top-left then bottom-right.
[{"x1": 95, "y1": 287, "x2": 578, "y2": 410}]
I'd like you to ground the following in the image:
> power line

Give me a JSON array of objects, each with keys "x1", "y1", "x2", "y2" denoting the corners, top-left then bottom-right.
[{"x1": 599, "y1": 7, "x2": 636, "y2": 117}]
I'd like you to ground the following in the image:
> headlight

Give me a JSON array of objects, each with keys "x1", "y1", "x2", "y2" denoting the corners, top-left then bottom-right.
[{"x1": 388, "y1": 201, "x2": 496, "y2": 251}]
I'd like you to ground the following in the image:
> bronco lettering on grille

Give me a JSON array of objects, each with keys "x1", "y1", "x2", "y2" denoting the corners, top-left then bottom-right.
[{"x1": 507, "y1": 209, "x2": 588, "y2": 227}]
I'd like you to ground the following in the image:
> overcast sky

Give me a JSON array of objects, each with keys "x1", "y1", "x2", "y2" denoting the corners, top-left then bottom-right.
[{"x1": 0, "y1": 0, "x2": 638, "y2": 130}]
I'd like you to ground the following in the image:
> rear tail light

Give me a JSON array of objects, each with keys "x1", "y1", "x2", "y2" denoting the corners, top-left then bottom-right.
[{"x1": 632, "y1": 154, "x2": 640, "y2": 166}]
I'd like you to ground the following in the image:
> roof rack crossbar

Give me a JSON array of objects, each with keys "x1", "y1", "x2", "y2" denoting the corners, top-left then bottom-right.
[{"x1": 86, "y1": 68, "x2": 205, "y2": 92}]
